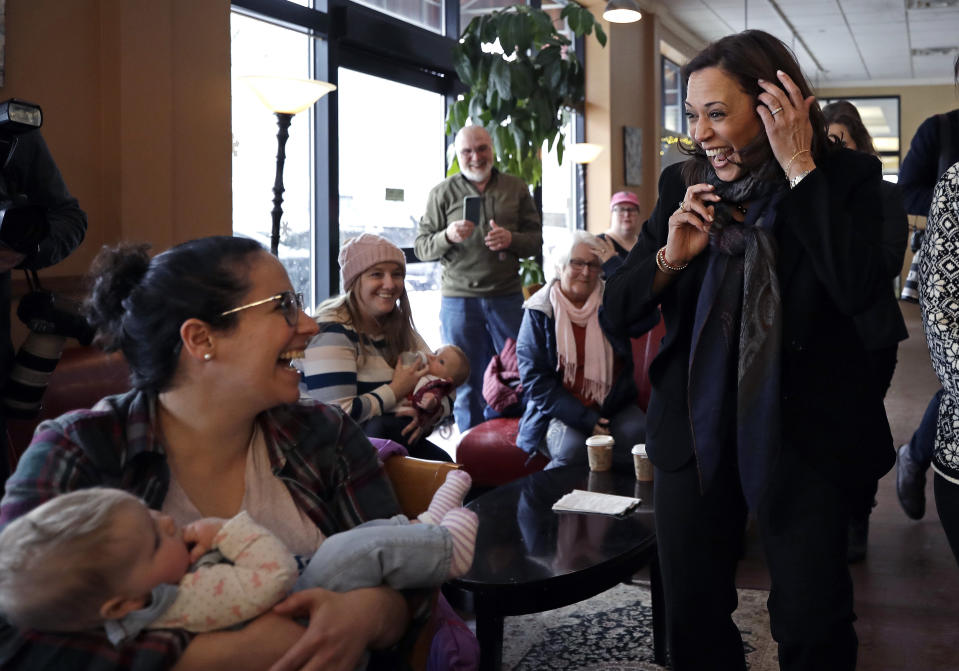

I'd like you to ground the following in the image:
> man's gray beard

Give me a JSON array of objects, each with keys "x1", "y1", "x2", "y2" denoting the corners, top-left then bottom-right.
[{"x1": 461, "y1": 164, "x2": 492, "y2": 184}]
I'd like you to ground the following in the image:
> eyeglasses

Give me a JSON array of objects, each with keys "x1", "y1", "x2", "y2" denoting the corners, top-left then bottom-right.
[
  {"x1": 568, "y1": 259, "x2": 603, "y2": 273},
  {"x1": 220, "y1": 290, "x2": 305, "y2": 327},
  {"x1": 612, "y1": 206, "x2": 639, "y2": 215}
]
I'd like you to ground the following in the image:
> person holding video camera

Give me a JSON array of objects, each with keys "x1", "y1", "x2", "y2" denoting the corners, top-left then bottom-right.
[
  {"x1": 414, "y1": 125, "x2": 542, "y2": 432},
  {"x1": 0, "y1": 122, "x2": 88, "y2": 487}
]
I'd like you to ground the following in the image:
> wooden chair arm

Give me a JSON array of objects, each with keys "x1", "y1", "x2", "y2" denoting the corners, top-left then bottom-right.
[{"x1": 383, "y1": 455, "x2": 463, "y2": 519}]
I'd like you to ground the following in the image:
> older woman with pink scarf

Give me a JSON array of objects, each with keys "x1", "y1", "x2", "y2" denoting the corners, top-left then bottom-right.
[{"x1": 515, "y1": 230, "x2": 648, "y2": 469}]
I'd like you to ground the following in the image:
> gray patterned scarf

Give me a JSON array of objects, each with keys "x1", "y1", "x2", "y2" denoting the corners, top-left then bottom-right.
[{"x1": 687, "y1": 164, "x2": 785, "y2": 510}]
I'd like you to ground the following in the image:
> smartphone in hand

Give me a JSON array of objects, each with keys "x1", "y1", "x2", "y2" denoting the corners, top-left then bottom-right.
[{"x1": 462, "y1": 195, "x2": 481, "y2": 226}]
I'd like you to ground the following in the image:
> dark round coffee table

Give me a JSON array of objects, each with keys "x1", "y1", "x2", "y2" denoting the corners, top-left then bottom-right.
[{"x1": 444, "y1": 465, "x2": 663, "y2": 671}]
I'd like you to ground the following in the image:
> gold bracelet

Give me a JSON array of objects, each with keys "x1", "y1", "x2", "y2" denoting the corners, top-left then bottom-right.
[
  {"x1": 783, "y1": 149, "x2": 810, "y2": 176},
  {"x1": 656, "y1": 246, "x2": 688, "y2": 275}
]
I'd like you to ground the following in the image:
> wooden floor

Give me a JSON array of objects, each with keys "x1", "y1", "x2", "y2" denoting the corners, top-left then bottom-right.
[{"x1": 735, "y1": 301, "x2": 959, "y2": 670}]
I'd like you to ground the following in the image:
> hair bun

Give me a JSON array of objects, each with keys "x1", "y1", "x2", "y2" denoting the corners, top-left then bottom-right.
[{"x1": 83, "y1": 243, "x2": 152, "y2": 351}]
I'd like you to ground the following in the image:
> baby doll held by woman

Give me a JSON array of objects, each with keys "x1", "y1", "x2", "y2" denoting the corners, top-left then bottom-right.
[{"x1": 0, "y1": 470, "x2": 476, "y2": 646}]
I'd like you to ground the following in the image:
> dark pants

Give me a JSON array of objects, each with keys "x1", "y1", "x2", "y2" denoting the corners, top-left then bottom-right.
[
  {"x1": 934, "y1": 473, "x2": 959, "y2": 567},
  {"x1": 850, "y1": 344, "x2": 900, "y2": 519},
  {"x1": 440, "y1": 294, "x2": 524, "y2": 432},
  {"x1": 654, "y1": 445, "x2": 856, "y2": 671},
  {"x1": 907, "y1": 388, "x2": 943, "y2": 468},
  {"x1": 362, "y1": 415, "x2": 452, "y2": 462}
]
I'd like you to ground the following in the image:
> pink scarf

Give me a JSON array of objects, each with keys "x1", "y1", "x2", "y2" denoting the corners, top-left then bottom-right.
[{"x1": 548, "y1": 280, "x2": 614, "y2": 406}]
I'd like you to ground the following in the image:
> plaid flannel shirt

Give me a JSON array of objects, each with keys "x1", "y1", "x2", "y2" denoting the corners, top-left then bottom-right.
[{"x1": 0, "y1": 390, "x2": 403, "y2": 670}]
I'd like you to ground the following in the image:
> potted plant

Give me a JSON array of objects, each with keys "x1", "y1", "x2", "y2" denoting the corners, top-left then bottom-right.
[
  {"x1": 447, "y1": 4, "x2": 606, "y2": 188},
  {"x1": 520, "y1": 256, "x2": 546, "y2": 299}
]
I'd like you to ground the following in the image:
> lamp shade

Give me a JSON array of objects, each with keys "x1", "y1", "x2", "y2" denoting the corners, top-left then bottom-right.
[
  {"x1": 569, "y1": 142, "x2": 603, "y2": 164},
  {"x1": 241, "y1": 75, "x2": 337, "y2": 115},
  {"x1": 603, "y1": 0, "x2": 642, "y2": 24}
]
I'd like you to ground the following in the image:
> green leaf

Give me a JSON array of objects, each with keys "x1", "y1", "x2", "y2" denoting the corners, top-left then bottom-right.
[
  {"x1": 509, "y1": 61, "x2": 535, "y2": 99},
  {"x1": 534, "y1": 45, "x2": 561, "y2": 69},
  {"x1": 482, "y1": 14, "x2": 501, "y2": 46},
  {"x1": 545, "y1": 57, "x2": 562, "y2": 91},
  {"x1": 510, "y1": 123, "x2": 526, "y2": 156},
  {"x1": 490, "y1": 57, "x2": 511, "y2": 101},
  {"x1": 594, "y1": 22, "x2": 607, "y2": 47},
  {"x1": 498, "y1": 13, "x2": 517, "y2": 60},
  {"x1": 450, "y1": 98, "x2": 468, "y2": 132},
  {"x1": 468, "y1": 94, "x2": 486, "y2": 121}
]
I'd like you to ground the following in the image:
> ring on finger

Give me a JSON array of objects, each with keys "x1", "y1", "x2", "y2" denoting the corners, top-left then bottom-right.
[
  {"x1": 678, "y1": 199, "x2": 688, "y2": 212},
  {"x1": 770, "y1": 106, "x2": 784, "y2": 116}
]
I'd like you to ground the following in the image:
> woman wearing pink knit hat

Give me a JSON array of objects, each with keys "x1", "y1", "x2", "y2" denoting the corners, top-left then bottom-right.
[
  {"x1": 301, "y1": 233, "x2": 453, "y2": 461},
  {"x1": 590, "y1": 191, "x2": 642, "y2": 277}
]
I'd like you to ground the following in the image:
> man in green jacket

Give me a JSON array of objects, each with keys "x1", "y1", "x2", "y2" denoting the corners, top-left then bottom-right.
[{"x1": 415, "y1": 126, "x2": 542, "y2": 431}]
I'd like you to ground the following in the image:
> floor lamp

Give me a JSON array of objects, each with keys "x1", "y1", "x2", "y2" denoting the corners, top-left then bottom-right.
[
  {"x1": 569, "y1": 142, "x2": 603, "y2": 228},
  {"x1": 241, "y1": 75, "x2": 337, "y2": 256}
]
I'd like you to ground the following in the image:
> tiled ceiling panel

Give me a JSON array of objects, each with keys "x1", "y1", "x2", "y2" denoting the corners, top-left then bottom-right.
[{"x1": 653, "y1": 0, "x2": 959, "y2": 87}]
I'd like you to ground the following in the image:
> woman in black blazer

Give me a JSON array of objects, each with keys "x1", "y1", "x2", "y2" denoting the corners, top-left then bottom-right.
[
  {"x1": 822, "y1": 100, "x2": 909, "y2": 561},
  {"x1": 604, "y1": 30, "x2": 894, "y2": 671}
]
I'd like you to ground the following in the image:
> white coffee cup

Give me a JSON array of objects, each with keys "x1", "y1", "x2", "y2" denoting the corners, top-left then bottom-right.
[
  {"x1": 632, "y1": 443, "x2": 653, "y2": 481},
  {"x1": 585, "y1": 435, "x2": 614, "y2": 472}
]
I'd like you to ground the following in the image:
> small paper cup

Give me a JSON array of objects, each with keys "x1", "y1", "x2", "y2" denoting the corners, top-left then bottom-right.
[
  {"x1": 585, "y1": 435, "x2": 614, "y2": 472},
  {"x1": 632, "y1": 443, "x2": 653, "y2": 481}
]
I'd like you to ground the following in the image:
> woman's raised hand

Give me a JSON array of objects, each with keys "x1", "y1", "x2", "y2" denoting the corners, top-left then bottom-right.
[
  {"x1": 389, "y1": 356, "x2": 427, "y2": 400},
  {"x1": 589, "y1": 236, "x2": 617, "y2": 264},
  {"x1": 756, "y1": 70, "x2": 816, "y2": 179},
  {"x1": 665, "y1": 184, "x2": 719, "y2": 267}
]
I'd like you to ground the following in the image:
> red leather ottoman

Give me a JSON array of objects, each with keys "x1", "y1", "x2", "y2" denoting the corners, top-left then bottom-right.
[{"x1": 454, "y1": 417, "x2": 548, "y2": 488}]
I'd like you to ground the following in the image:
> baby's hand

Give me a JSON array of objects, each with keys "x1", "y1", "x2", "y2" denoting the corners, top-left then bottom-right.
[
  {"x1": 418, "y1": 392, "x2": 440, "y2": 413},
  {"x1": 184, "y1": 517, "x2": 227, "y2": 562}
]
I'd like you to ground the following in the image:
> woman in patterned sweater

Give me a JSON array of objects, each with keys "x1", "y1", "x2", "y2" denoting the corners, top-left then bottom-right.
[
  {"x1": 919, "y1": 160, "x2": 959, "y2": 565},
  {"x1": 301, "y1": 234, "x2": 452, "y2": 461}
]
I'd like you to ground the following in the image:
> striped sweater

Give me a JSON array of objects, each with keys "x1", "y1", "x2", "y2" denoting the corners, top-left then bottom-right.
[{"x1": 301, "y1": 316, "x2": 451, "y2": 424}]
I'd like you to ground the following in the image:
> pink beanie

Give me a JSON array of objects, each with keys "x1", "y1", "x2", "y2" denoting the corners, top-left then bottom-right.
[
  {"x1": 339, "y1": 233, "x2": 406, "y2": 290},
  {"x1": 610, "y1": 191, "x2": 640, "y2": 211}
]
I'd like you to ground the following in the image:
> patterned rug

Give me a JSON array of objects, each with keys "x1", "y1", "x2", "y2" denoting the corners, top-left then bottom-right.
[{"x1": 494, "y1": 582, "x2": 778, "y2": 671}]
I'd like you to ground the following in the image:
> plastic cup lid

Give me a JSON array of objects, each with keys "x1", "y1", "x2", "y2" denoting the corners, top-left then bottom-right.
[
  {"x1": 631, "y1": 444, "x2": 647, "y2": 455},
  {"x1": 585, "y1": 435, "x2": 615, "y2": 447}
]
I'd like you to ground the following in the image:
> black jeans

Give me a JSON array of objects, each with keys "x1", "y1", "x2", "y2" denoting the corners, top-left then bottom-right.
[
  {"x1": 934, "y1": 473, "x2": 959, "y2": 567},
  {"x1": 908, "y1": 388, "x2": 943, "y2": 468},
  {"x1": 654, "y1": 444, "x2": 856, "y2": 671}
]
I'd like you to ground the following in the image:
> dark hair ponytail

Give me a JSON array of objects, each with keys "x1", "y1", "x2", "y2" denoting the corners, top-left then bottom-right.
[{"x1": 84, "y1": 236, "x2": 264, "y2": 393}]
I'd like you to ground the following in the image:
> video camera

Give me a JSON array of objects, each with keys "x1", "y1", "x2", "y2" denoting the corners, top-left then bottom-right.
[{"x1": 0, "y1": 99, "x2": 49, "y2": 259}]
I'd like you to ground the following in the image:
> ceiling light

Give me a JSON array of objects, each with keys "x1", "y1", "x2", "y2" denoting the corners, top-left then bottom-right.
[{"x1": 603, "y1": 0, "x2": 642, "y2": 24}]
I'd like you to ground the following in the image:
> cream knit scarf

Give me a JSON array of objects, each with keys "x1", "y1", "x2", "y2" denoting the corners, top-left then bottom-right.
[{"x1": 549, "y1": 280, "x2": 614, "y2": 406}]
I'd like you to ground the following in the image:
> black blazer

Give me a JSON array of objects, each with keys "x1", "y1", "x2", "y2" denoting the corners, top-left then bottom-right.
[
  {"x1": 852, "y1": 179, "x2": 908, "y2": 350},
  {"x1": 604, "y1": 150, "x2": 895, "y2": 487}
]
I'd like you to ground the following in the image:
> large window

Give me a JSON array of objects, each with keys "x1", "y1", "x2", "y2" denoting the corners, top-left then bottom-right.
[
  {"x1": 337, "y1": 67, "x2": 447, "y2": 346},
  {"x1": 231, "y1": 12, "x2": 319, "y2": 306},
  {"x1": 231, "y1": 0, "x2": 586, "y2": 315},
  {"x1": 662, "y1": 57, "x2": 684, "y2": 135}
]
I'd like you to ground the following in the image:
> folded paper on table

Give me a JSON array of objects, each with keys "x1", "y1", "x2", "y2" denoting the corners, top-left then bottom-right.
[{"x1": 552, "y1": 489, "x2": 641, "y2": 516}]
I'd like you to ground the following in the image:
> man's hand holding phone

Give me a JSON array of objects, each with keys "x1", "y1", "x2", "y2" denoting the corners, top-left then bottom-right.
[{"x1": 445, "y1": 219, "x2": 475, "y2": 244}]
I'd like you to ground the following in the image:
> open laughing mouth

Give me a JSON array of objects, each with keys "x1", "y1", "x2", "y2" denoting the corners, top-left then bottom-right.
[
  {"x1": 279, "y1": 350, "x2": 305, "y2": 369},
  {"x1": 705, "y1": 146, "x2": 733, "y2": 167}
]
